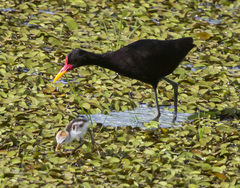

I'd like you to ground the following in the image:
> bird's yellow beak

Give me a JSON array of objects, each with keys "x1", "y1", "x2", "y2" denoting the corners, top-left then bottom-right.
[
  {"x1": 56, "y1": 143, "x2": 61, "y2": 151},
  {"x1": 53, "y1": 56, "x2": 73, "y2": 83},
  {"x1": 53, "y1": 70, "x2": 67, "y2": 83}
]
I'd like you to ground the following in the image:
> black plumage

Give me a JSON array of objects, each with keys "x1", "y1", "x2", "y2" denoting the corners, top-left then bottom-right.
[{"x1": 54, "y1": 38, "x2": 195, "y2": 122}]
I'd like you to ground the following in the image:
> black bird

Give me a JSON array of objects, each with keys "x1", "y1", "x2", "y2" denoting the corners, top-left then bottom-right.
[{"x1": 53, "y1": 38, "x2": 195, "y2": 122}]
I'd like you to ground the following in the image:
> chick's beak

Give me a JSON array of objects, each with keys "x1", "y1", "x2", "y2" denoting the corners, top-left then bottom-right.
[
  {"x1": 56, "y1": 143, "x2": 61, "y2": 151},
  {"x1": 53, "y1": 57, "x2": 73, "y2": 83}
]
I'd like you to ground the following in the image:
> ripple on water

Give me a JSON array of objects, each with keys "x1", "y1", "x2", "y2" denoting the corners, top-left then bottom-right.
[{"x1": 89, "y1": 104, "x2": 191, "y2": 129}]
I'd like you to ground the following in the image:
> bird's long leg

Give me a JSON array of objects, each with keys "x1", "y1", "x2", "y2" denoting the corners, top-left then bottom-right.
[
  {"x1": 71, "y1": 139, "x2": 84, "y2": 154},
  {"x1": 163, "y1": 77, "x2": 178, "y2": 123},
  {"x1": 88, "y1": 128, "x2": 102, "y2": 155},
  {"x1": 87, "y1": 128, "x2": 95, "y2": 148},
  {"x1": 71, "y1": 128, "x2": 96, "y2": 154},
  {"x1": 152, "y1": 87, "x2": 161, "y2": 121}
]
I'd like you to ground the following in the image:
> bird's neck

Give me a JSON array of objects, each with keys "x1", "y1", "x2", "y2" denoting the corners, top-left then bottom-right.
[
  {"x1": 64, "y1": 131, "x2": 72, "y2": 143},
  {"x1": 84, "y1": 51, "x2": 120, "y2": 72}
]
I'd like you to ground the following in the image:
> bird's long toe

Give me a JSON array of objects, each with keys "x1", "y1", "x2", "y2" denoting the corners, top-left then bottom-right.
[{"x1": 172, "y1": 115, "x2": 177, "y2": 123}]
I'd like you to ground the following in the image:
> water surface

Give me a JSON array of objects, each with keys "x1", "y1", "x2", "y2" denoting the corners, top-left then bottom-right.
[{"x1": 89, "y1": 104, "x2": 191, "y2": 129}]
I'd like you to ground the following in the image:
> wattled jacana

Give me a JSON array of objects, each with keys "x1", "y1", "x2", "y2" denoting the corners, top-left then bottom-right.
[
  {"x1": 53, "y1": 38, "x2": 195, "y2": 122},
  {"x1": 56, "y1": 117, "x2": 95, "y2": 154}
]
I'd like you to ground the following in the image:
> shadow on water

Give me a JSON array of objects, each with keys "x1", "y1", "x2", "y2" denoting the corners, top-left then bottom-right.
[{"x1": 89, "y1": 104, "x2": 191, "y2": 129}]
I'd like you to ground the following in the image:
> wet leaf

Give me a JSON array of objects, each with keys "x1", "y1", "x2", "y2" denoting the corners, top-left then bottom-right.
[
  {"x1": 197, "y1": 32, "x2": 210, "y2": 40},
  {"x1": 42, "y1": 86, "x2": 56, "y2": 94},
  {"x1": 215, "y1": 173, "x2": 227, "y2": 180}
]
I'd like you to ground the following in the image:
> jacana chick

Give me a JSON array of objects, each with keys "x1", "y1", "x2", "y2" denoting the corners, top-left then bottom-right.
[{"x1": 56, "y1": 117, "x2": 94, "y2": 154}]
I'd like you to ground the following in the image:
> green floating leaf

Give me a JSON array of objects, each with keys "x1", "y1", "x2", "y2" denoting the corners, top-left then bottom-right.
[
  {"x1": 144, "y1": 149, "x2": 155, "y2": 156},
  {"x1": 11, "y1": 158, "x2": 21, "y2": 165},
  {"x1": 48, "y1": 157, "x2": 69, "y2": 164},
  {"x1": 48, "y1": 170, "x2": 63, "y2": 179},
  {"x1": 82, "y1": 102, "x2": 91, "y2": 110},
  {"x1": 65, "y1": 17, "x2": 78, "y2": 30},
  {"x1": 107, "y1": 157, "x2": 120, "y2": 163},
  {"x1": 201, "y1": 163, "x2": 212, "y2": 171},
  {"x1": 89, "y1": 160, "x2": 101, "y2": 167}
]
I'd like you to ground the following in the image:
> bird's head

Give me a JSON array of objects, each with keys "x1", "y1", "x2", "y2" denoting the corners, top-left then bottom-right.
[
  {"x1": 53, "y1": 49, "x2": 90, "y2": 83},
  {"x1": 55, "y1": 130, "x2": 69, "y2": 151}
]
